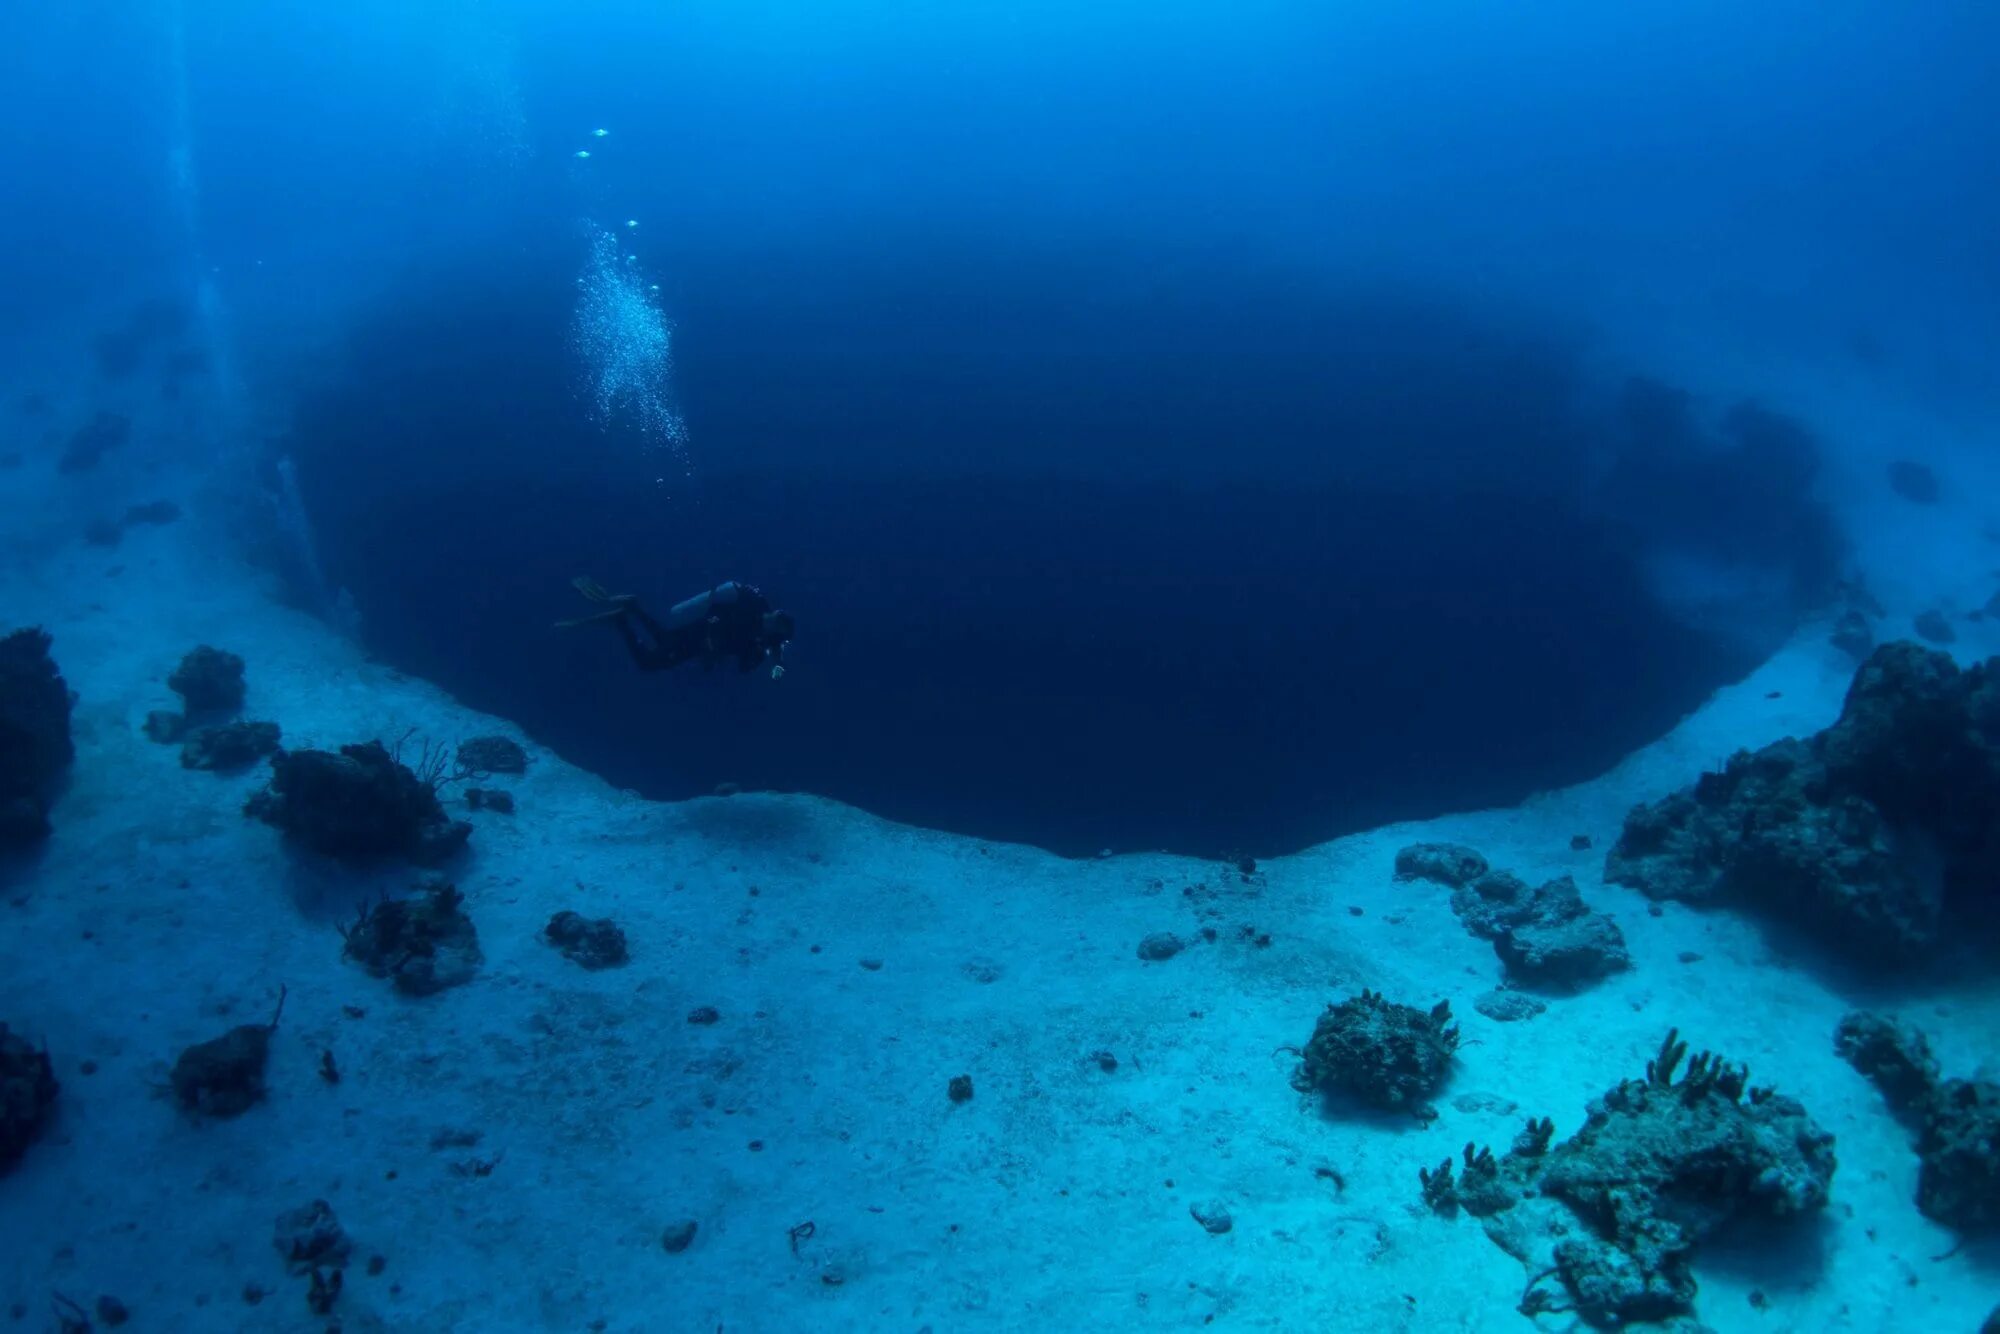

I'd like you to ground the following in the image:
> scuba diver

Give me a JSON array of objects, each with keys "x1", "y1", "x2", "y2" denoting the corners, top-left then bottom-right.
[{"x1": 559, "y1": 577, "x2": 794, "y2": 677}]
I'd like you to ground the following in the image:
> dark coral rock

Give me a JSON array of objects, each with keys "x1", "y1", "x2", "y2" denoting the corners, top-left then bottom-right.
[
  {"x1": 1189, "y1": 1199, "x2": 1233, "y2": 1234},
  {"x1": 1833, "y1": 1011, "x2": 1939, "y2": 1121},
  {"x1": 1830, "y1": 609, "x2": 1875, "y2": 662},
  {"x1": 1300, "y1": 989, "x2": 1459, "y2": 1112},
  {"x1": 180, "y1": 720, "x2": 281, "y2": 772},
  {"x1": 170, "y1": 991, "x2": 285, "y2": 1118},
  {"x1": 339, "y1": 881, "x2": 481, "y2": 996},
  {"x1": 1451, "y1": 873, "x2": 1629, "y2": 989},
  {"x1": 1449, "y1": 871, "x2": 1537, "y2": 937},
  {"x1": 1914, "y1": 1077, "x2": 2000, "y2": 1230},
  {"x1": 246, "y1": 741, "x2": 471, "y2": 865},
  {"x1": 57, "y1": 411, "x2": 129, "y2": 473},
  {"x1": 1541, "y1": 1042, "x2": 1835, "y2": 1242},
  {"x1": 543, "y1": 911, "x2": 628, "y2": 970},
  {"x1": 466, "y1": 787, "x2": 514, "y2": 815},
  {"x1": 1393, "y1": 842, "x2": 1489, "y2": 888},
  {"x1": 1840, "y1": 1011, "x2": 2000, "y2": 1232},
  {"x1": 1818, "y1": 644, "x2": 2000, "y2": 839},
  {"x1": 1473, "y1": 990, "x2": 1545, "y2": 1023},
  {"x1": 167, "y1": 645, "x2": 245, "y2": 715},
  {"x1": 143, "y1": 710, "x2": 187, "y2": 745},
  {"x1": 1546, "y1": 1235, "x2": 1693, "y2": 1328},
  {"x1": 0, "y1": 628, "x2": 74, "y2": 851},
  {"x1": 948, "y1": 1074, "x2": 974, "y2": 1103},
  {"x1": 1913, "y1": 609, "x2": 1956, "y2": 645},
  {"x1": 1431, "y1": 1029, "x2": 1834, "y2": 1330},
  {"x1": 1605, "y1": 643, "x2": 2000, "y2": 968},
  {"x1": 0, "y1": 1024, "x2": 59, "y2": 1171},
  {"x1": 1492, "y1": 901, "x2": 1629, "y2": 988},
  {"x1": 456, "y1": 735, "x2": 528, "y2": 775},
  {"x1": 1887, "y1": 460, "x2": 1941, "y2": 504},
  {"x1": 274, "y1": 1199, "x2": 351, "y2": 1275}
]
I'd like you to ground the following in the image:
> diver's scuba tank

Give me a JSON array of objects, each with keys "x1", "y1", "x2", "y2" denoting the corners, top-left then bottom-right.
[{"x1": 663, "y1": 581, "x2": 748, "y2": 629}]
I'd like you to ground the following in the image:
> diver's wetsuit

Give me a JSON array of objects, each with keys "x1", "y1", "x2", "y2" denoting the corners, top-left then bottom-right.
[{"x1": 616, "y1": 582, "x2": 791, "y2": 673}]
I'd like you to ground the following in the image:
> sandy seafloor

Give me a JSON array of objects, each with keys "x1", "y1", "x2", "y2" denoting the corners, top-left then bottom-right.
[{"x1": 3, "y1": 457, "x2": 1998, "y2": 1332}]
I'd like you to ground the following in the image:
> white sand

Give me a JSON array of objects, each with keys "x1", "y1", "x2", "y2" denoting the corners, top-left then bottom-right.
[{"x1": 1, "y1": 462, "x2": 1995, "y2": 1333}]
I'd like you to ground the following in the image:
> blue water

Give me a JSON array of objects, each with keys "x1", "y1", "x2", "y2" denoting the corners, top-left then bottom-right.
[
  {"x1": 5, "y1": 3, "x2": 2000, "y2": 1328},
  {"x1": 7, "y1": 4, "x2": 1995, "y2": 842}
]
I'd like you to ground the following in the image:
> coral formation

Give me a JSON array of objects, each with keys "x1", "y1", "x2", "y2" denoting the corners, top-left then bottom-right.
[
  {"x1": 1393, "y1": 842, "x2": 1489, "y2": 888},
  {"x1": 180, "y1": 720, "x2": 281, "y2": 772},
  {"x1": 456, "y1": 735, "x2": 528, "y2": 775},
  {"x1": 1832, "y1": 1010, "x2": 1938, "y2": 1119},
  {"x1": 1298, "y1": 989, "x2": 1459, "y2": 1112},
  {"x1": 1397, "y1": 846, "x2": 1628, "y2": 990},
  {"x1": 0, "y1": 1023, "x2": 59, "y2": 1172},
  {"x1": 168, "y1": 645, "x2": 246, "y2": 715},
  {"x1": 274, "y1": 1199, "x2": 351, "y2": 1274},
  {"x1": 0, "y1": 628, "x2": 74, "y2": 850},
  {"x1": 339, "y1": 881, "x2": 482, "y2": 995},
  {"x1": 543, "y1": 911, "x2": 628, "y2": 970},
  {"x1": 170, "y1": 990, "x2": 286, "y2": 1118},
  {"x1": 246, "y1": 740, "x2": 472, "y2": 864},
  {"x1": 1836, "y1": 1010, "x2": 2000, "y2": 1231},
  {"x1": 1473, "y1": 990, "x2": 1545, "y2": 1023},
  {"x1": 1422, "y1": 1029, "x2": 1835, "y2": 1329},
  {"x1": 1608, "y1": 643, "x2": 2000, "y2": 966},
  {"x1": 1449, "y1": 871, "x2": 1630, "y2": 989}
]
